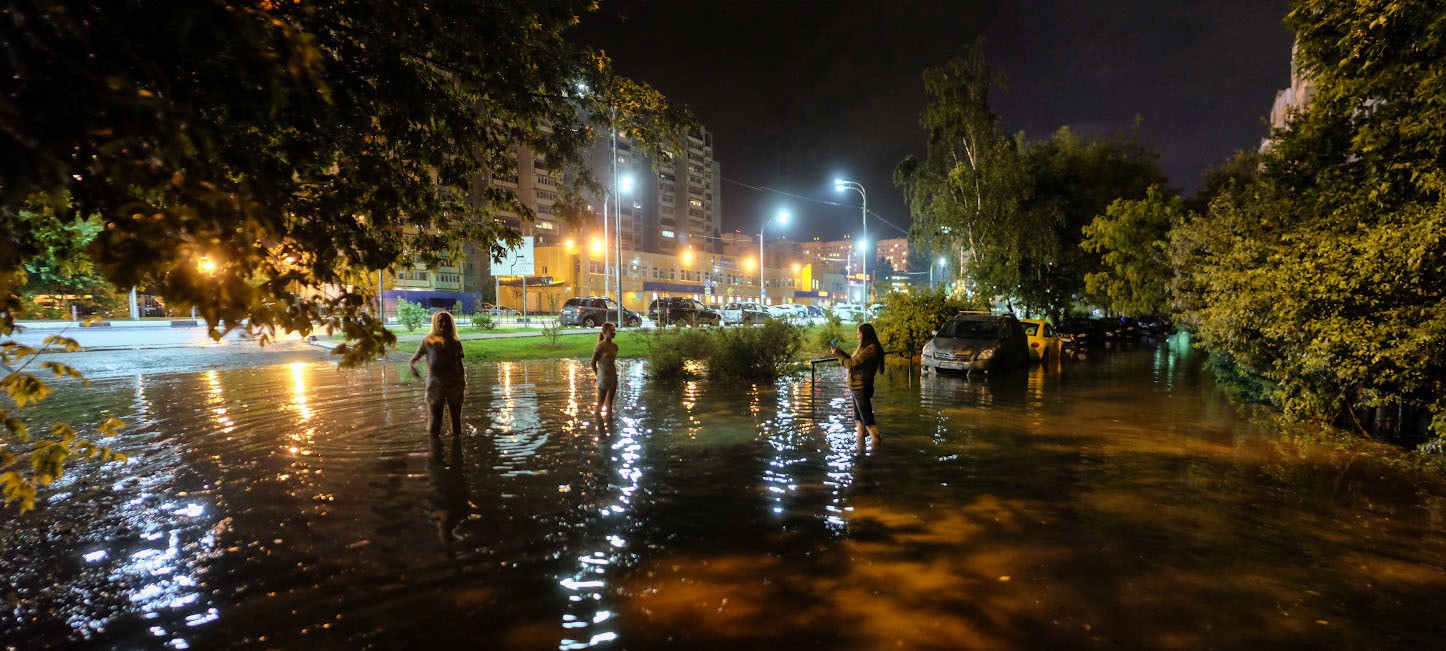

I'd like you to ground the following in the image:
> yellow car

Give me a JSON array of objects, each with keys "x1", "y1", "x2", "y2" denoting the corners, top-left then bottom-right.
[{"x1": 1020, "y1": 319, "x2": 1062, "y2": 364}]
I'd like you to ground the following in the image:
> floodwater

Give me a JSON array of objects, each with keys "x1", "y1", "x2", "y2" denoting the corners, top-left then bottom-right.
[{"x1": 3, "y1": 337, "x2": 1445, "y2": 650}]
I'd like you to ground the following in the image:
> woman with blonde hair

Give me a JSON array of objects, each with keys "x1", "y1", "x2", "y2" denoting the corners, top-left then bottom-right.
[
  {"x1": 590, "y1": 322, "x2": 619, "y2": 416},
  {"x1": 409, "y1": 310, "x2": 466, "y2": 437}
]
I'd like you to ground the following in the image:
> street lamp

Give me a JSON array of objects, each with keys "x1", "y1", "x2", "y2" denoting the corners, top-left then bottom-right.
[
  {"x1": 615, "y1": 173, "x2": 633, "y2": 325},
  {"x1": 759, "y1": 209, "x2": 789, "y2": 305},
  {"x1": 834, "y1": 179, "x2": 868, "y2": 306}
]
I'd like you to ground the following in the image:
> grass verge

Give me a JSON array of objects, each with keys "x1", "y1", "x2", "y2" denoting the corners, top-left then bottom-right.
[{"x1": 458, "y1": 330, "x2": 650, "y2": 362}]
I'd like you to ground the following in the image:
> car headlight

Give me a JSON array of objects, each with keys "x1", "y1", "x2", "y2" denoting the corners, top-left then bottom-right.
[{"x1": 976, "y1": 348, "x2": 995, "y2": 360}]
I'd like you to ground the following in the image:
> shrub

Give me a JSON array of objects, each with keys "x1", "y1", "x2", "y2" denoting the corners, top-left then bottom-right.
[
  {"x1": 471, "y1": 313, "x2": 497, "y2": 330},
  {"x1": 708, "y1": 318, "x2": 804, "y2": 380},
  {"x1": 872, "y1": 288, "x2": 984, "y2": 359},
  {"x1": 537, "y1": 295, "x2": 562, "y2": 345},
  {"x1": 812, "y1": 319, "x2": 852, "y2": 357},
  {"x1": 643, "y1": 327, "x2": 714, "y2": 379},
  {"x1": 396, "y1": 298, "x2": 429, "y2": 331}
]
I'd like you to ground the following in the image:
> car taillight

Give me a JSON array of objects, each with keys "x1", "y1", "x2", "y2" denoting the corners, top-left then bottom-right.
[{"x1": 1031, "y1": 342, "x2": 1039, "y2": 348}]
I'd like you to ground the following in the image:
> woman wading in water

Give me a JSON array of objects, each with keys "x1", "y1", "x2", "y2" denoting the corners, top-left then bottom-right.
[
  {"x1": 409, "y1": 311, "x2": 466, "y2": 437},
  {"x1": 832, "y1": 322, "x2": 884, "y2": 451}
]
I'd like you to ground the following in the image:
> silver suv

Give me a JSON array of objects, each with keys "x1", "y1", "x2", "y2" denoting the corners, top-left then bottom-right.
[{"x1": 720, "y1": 302, "x2": 769, "y2": 325}]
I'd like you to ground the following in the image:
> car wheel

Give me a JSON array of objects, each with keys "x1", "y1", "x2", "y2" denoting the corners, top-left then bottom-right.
[{"x1": 582, "y1": 316, "x2": 597, "y2": 328}]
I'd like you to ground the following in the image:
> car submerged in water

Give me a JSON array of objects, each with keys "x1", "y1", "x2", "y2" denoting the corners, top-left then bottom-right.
[{"x1": 921, "y1": 312, "x2": 1031, "y2": 374}]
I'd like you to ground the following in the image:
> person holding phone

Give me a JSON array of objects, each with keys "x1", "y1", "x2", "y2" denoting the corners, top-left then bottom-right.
[{"x1": 832, "y1": 322, "x2": 885, "y2": 451}]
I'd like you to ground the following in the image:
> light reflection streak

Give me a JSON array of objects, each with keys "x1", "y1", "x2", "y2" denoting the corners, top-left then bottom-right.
[
  {"x1": 491, "y1": 362, "x2": 546, "y2": 478},
  {"x1": 762, "y1": 380, "x2": 805, "y2": 519},
  {"x1": 557, "y1": 361, "x2": 645, "y2": 650},
  {"x1": 205, "y1": 370, "x2": 234, "y2": 434}
]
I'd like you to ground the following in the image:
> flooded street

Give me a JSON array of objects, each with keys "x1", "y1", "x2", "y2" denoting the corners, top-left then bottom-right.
[{"x1": 3, "y1": 338, "x2": 1445, "y2": 650}]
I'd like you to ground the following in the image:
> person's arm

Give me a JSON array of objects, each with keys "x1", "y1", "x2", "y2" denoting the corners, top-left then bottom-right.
[
  {"x1": 590, "y1": 342, "x2": 602, "y2": 372},
  {"x1": 841, "y1": 344, "x2": 879, "y2": 370},
  {"x1": 408, "y1": 341, "x2": 428, "y2": 378}
]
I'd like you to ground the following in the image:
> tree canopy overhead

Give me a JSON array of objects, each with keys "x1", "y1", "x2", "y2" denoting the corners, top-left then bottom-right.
[
  {"x1": 2, "y1": 0, "x2": 690, "y2": 356},
  {"x1": 0, "y1": 0, "x2": 692, "y2": 512}
]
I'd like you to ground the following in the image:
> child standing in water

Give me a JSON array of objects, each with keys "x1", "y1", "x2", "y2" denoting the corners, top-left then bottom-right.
[
  {"x1": 409, "y1": 311, "x2": 466, "y2": 437},
  {"x1": 591, "y1": 322, "x2": 619, "y2": 416}
]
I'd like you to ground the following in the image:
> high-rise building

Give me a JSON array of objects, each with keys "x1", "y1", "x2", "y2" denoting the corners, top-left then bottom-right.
[
  {"x1": 1263, "y1": 41, "x2": 1315, "y2": 151},
  {"x1": 875, "y1": 238, "x2": 909, "y2": 273},
  {"x1": 380, "y1": 122, "x2": 725, "y2": 315}
]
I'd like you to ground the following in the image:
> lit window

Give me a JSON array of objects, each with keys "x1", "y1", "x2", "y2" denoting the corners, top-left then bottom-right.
[{"x1": 661, "y1": 230, "x2": 675, "y2": 238}]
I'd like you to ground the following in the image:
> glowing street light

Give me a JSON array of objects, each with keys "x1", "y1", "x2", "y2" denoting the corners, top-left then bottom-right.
[
  {"x1": 759, "y1": 209, "x2": 789, "y2": 305},
  {"x1": 834, "y1": 179, "x2": 868, "y2": 306}
]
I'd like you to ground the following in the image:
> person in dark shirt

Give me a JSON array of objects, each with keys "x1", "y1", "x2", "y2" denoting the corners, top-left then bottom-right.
[
  {"x1": 409, "y1": 311, "x2": 466, "y2": 437},
  {"x1": 832, "y1": 322, "x2": 885, "y2": 451}
]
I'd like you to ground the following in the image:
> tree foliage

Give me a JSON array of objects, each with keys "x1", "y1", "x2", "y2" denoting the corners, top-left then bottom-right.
[
  {"x1": 872, "y1": 288, "x2": 985, "y2": 360},
  {"x1": 894, "y1": 42, "x2": 1033, "y2": 303},
  {"x1": 1012, "y1": 127, "x2": 1168, "y2": 321},
  {"x1": 0, "y1": 0, "x2": 692, "y2": 512},
  {"x1": 1082, "y1": 185, "x2": 1182, "y2": 317},
  {"x1": 895, "y1": 45, "x2": 1168, "y2": 322},
  {"x1": 1171, "y1": 0, "x2": 1446, "y2": 442}
]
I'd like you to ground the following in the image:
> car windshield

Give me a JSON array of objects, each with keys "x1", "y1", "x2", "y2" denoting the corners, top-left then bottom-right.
[{"x1": 939, "y1": 319, "x2": 999, "y2": 339}]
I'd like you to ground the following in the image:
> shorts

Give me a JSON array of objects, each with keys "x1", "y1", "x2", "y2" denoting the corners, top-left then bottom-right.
[
  {"x1": 849, "y1": 386, "x2": 876, "y2": 427},
  {"x1": 426, "y1": 379, "x2": 465, "y2": 407}
]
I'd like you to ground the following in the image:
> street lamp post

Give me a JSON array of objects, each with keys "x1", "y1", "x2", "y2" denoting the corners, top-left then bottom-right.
[
  {"x1": 615, "y1": 174, "x2": 633, "y2": 326},
  {"x1": 601, "y1": 190, "x2": 610, "y2": 306},
  {"x1": 759, "y1": 209, "x2": 789, "y2": 305},
  {"x1": 834, "y1": 180, "x2": 868, "y2": 307}
]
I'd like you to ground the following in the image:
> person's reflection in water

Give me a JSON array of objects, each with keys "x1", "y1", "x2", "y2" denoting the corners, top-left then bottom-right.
[{"x1": 427, "y1": 433, "x2": 471, "y2": 545}]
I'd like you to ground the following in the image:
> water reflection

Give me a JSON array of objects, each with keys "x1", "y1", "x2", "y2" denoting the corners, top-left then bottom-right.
[{"x1": 3, "y1": 340, "x2": 1446, "y2": 650}]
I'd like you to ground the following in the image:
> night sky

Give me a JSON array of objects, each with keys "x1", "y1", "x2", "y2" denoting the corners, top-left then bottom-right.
[{"x1": 574, "y1": 0, "x2": 1295, "y2": 242}]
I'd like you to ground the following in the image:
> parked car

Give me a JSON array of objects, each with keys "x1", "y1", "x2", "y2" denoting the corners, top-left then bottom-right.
[
  {"x1": 720, "y1": 301, "x2": 769, "y2": 325},
  {"x1": 481, "y1": 305, "x2": 520, "y2": 317},
  {"x1": 766, "y1": 304, "x2": 796, "y2": 320},
  {"x1": 1019, "y1": 319, "x2": 1062, "y2": 364},
  {"x1": 648, "y1": 296, "x2": 721, "y2": 327},
  {"x1": 802, "y1": 304, "x2": 826, "y2": 325},
  {"x1": 1136, "y1": 315, "x2": 1174, "y2": 339},
  {"x1": 1057, "y1": 316, "x2": 1106, "y2": 348},
  {"x1": 832, "y1": 303, "x2": 866, "y2": 322},
  {"x1": 921, "y1": 312, "x2": 1030, "y2": 374},
  {"x1": 1099, "y1": 316, "x2": 1140, "y2": 342},
  {"x1": 559, "y1": 296, "x2": 641, "y2": 328}
]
